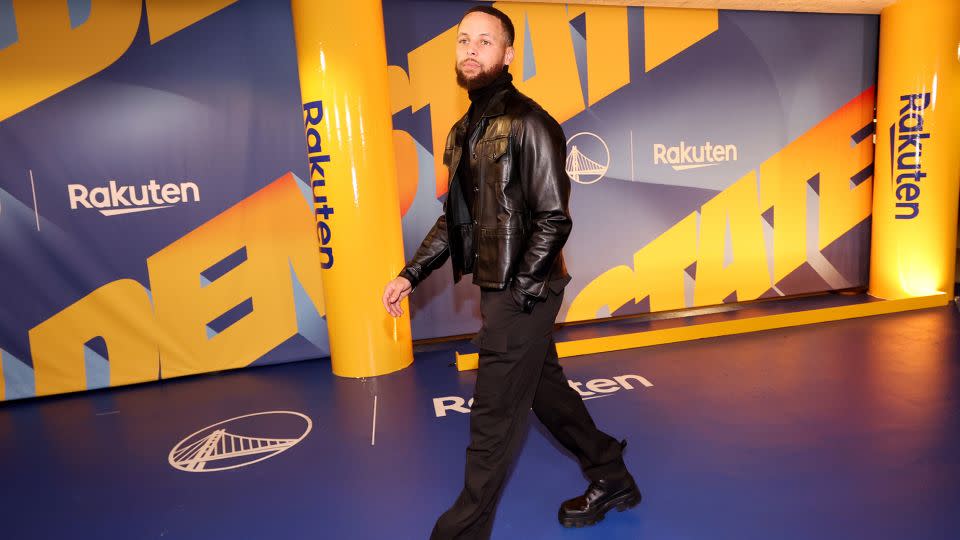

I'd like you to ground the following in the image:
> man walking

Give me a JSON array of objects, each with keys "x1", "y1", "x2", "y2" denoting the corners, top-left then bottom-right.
[{"x1": 382, "y1": 7, "x2": 640, "y2": 539}]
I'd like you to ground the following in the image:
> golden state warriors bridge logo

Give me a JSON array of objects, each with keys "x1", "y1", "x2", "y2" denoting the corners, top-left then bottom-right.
[
  {"x1": 565, "y1": 132, "x2": 610, "y2": 185},
  {"x1": 169, "y1": 411, "x2": 312, "y2": 472}
]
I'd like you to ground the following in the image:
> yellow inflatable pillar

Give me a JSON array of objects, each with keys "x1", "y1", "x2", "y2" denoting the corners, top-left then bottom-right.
[
  {"x1": 290, "y1": 0, "x2": 413, "y2": 376},
  {"x1": 869, "y1": 0, "x2": 960, "y2": 300}
]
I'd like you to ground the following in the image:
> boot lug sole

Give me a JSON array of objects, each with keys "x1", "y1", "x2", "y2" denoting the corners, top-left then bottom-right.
[{"x1": 558, "y1": 491, "x2": 641, "y2": 528}]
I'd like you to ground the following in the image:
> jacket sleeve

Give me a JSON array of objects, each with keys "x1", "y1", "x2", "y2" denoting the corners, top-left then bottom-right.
[
  {"x1": 398, "y1": 213, "x2": 450, "y2": 289},
  {"x1": 511, "y1": 109, "x2": 572, "y2": 301}
]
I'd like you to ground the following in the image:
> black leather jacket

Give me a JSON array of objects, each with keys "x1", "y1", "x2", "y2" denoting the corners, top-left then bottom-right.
[{"x1": 399, "y1": 83, "x2": 571, "y2": 311}]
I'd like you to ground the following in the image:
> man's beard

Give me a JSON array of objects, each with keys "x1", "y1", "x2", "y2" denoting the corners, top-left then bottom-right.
[{"x1": 455, "y1": 61, "x2": 504, "y2": 91}]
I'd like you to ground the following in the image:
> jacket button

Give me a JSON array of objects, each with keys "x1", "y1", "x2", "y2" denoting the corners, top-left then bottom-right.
[
  {"x1": 473, "y1": 219, "x2": 478, "y2": 225},
  {"x1": 473, "y1": 186, "x2": 479, "y2": 192}
]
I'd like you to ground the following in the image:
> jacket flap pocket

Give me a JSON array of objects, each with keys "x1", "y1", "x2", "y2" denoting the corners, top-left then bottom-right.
[{"x1": 479, "y1": 136, "x2": 509, "y2": 161}]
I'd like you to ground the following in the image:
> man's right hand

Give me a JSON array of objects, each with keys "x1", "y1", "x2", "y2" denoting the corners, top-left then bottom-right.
[{"x1": 382, "y1": 276, "x2": 413, "y2": 318}]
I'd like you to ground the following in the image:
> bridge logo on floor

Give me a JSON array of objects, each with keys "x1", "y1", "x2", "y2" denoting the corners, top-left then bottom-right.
[
  {"x1": 433, "y1": 374, "x2": 653, "y2": 417},
  {"x1": 168, "y1": 411, "x2": 313, "y2": 472}
]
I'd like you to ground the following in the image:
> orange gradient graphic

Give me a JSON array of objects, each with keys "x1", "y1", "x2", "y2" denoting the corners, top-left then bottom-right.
[
  {"x1": 29, "y1": 174, "x2": 327, "y2": 394},
  {"x1": 0, "y1": 0, "x2": 237, "y2": 122},
  {"x1": 567, "y1": 88, "x2": 876, "y2": 322}
]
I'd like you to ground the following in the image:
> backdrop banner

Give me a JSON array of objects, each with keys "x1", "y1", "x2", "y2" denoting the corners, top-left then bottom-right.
[
  {"x1": 384, "y1": 1, "x2": 880, "y2": 339},
  {"x1": 0, "y1": 0, "x2": 328, "y2": 401},
  {"x1": 0, "y1": 1, "x2": 883, "y2": 401}
]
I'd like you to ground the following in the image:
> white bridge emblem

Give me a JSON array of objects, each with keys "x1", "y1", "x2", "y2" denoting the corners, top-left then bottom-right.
[
  {"x1": 169, "y1": 411, "x2": 312, "y2": 472},
  {"x1": 565, "y1": 132, "x2": 610, "y2": 185}
]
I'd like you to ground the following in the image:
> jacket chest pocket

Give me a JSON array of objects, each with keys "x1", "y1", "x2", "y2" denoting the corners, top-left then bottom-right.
[
  {"x1": 477, "y1": 136, "x2": 509, "y2": 161},
  {"x1": 476, "y1": 136, "x2": 511, "y2": 185}
]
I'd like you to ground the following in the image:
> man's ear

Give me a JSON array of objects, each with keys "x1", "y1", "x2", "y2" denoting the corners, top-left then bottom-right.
[{"x1": 504, "y1": 45, "x2": 515, "y2": 67}]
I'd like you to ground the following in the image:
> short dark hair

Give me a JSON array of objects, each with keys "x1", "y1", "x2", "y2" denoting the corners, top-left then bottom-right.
[{"x1": 461, "y1": 6, "x2": 515, "y2": 46}]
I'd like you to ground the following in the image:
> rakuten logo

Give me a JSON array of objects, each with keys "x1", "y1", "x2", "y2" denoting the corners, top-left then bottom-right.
[
  {"x1": 653, "y1": 141, "x2": 738, "y2": 171},
  {"x1": 67, "y1": 180, "x2": 200, "y2": 216},
  {"x1": 432, "y1": 374, "x2": 653, "y2": 417}
]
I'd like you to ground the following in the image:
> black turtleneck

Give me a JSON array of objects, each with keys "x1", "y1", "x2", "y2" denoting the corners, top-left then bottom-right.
[
  {"x1": 466, "y1": 70, "x2": 513, "y2": 143},
  {"x1": 459, "y1": 69, "x2": 513, "y2": 227}
]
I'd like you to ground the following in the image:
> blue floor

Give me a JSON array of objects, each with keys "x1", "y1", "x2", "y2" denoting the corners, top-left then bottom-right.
[{"x1": 1, "y1": 303, "x2": 958, "y2": 539}]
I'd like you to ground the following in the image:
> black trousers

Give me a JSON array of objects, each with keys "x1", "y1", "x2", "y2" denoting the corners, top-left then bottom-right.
[{"x1": 430, "y1": 286, "x2": 628, "y2": 540}]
